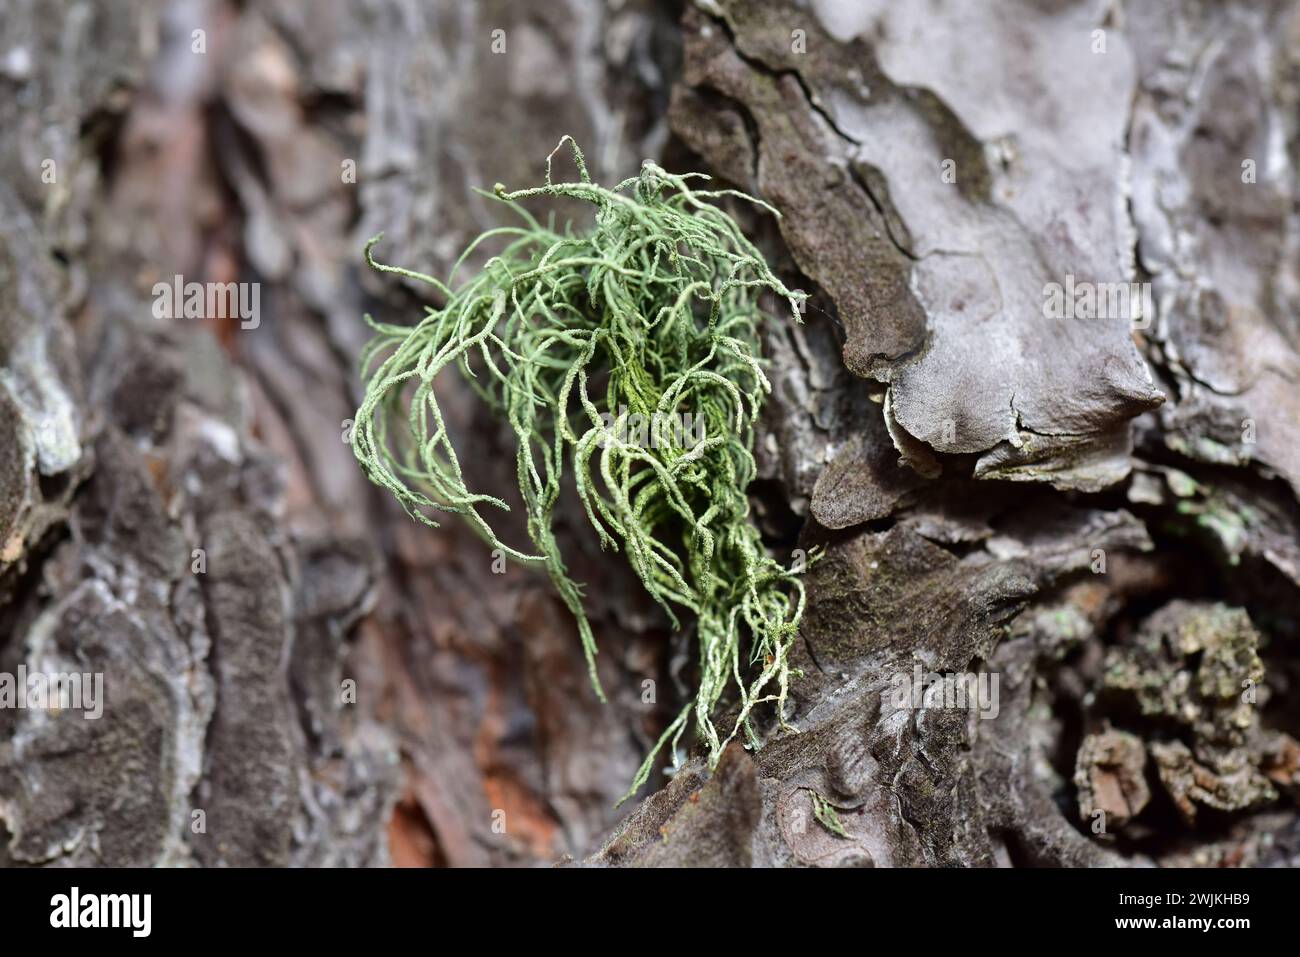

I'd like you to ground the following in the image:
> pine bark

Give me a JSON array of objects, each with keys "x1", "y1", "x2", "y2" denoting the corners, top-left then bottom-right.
[{"x1": 2, "y1": 0, "x2": 1298, "y2": 868}]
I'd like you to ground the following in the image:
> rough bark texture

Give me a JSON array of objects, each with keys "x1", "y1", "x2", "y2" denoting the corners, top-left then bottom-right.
[{"x1": 2, "y1": 0, "x2": 1299, "y2": 868}]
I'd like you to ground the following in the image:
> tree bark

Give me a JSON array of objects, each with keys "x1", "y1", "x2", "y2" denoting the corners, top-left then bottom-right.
[{"x1": 2, "y1": 0, "x2": 1298, "y2": 868}]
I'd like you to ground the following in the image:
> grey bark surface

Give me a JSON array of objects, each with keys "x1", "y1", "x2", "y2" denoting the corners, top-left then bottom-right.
[{"x1": 2, "y1": 0, "x2": 1299, "y2": 868}]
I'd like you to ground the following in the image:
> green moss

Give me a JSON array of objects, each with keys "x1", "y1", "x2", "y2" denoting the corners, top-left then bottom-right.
[{"x1": 352, "y1": 138, "x2": 808, "y2": 801}]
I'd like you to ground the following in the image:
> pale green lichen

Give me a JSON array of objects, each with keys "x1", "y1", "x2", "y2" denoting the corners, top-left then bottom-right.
[
  {"x1": 352, "y1": 138, "x2": 810, "y2": 800},
  {"x1": 1174, "y1": 490, "x2": 1261, "y2": 567},
  {"x1": 810, "y1": 790, "x2": 849, "y2": 838}
]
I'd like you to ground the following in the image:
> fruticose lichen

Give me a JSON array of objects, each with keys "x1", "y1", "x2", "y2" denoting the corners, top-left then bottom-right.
[{"x1": 352, "y1": 138, "x2": 809, "y2": 798}]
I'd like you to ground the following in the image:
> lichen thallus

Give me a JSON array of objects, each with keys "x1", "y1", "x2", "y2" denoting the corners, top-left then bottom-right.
[{"x1": 352, "y1": 137, "x2": 816, "y2": 802}]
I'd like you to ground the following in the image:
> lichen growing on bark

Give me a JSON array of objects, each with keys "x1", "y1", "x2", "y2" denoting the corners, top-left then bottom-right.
[
  {"x1": 352, "y1": 138, "x2": 810, "y2": 797},
  {"x1": 1098, "y1": 601, "x2": 1278, "y2": 823}
]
